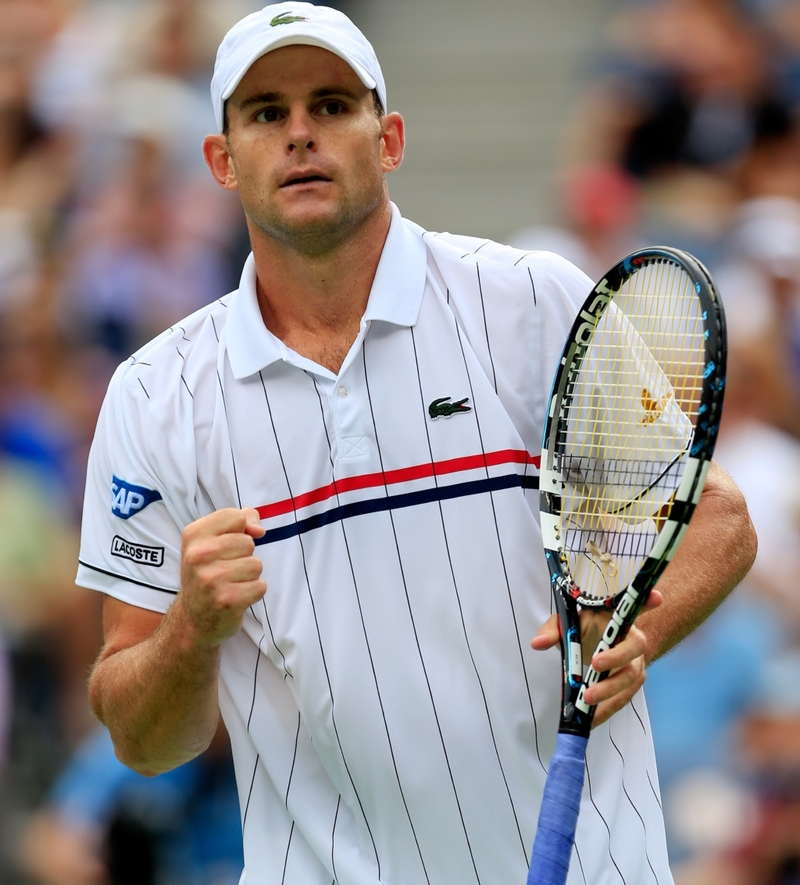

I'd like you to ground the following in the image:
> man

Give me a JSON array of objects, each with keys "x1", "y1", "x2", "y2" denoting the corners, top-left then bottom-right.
[{"x1": 78, "y1": 4, "x2": 756, "y2": 884}]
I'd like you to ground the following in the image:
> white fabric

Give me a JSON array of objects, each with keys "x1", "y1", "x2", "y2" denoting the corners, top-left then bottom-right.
[{"x1": 77, "y1": 206, "x2": 673, "y2": 885}]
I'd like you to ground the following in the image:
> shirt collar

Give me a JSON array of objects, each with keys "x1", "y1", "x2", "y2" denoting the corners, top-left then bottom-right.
[{"x1": 226, "y1": 204, "x2": 427, "y2": 380}]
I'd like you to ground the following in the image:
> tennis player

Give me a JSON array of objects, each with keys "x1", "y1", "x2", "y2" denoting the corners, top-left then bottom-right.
[{"x1": 78, "y1": 5, "x2": 756, "y2": 883}]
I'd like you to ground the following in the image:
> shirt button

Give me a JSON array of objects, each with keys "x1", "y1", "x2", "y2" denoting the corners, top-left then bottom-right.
[{"x1": 337, "y1": 385, "x2": 349, "y2": 398}]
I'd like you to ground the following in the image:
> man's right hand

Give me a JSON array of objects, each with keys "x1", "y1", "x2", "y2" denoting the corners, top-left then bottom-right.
[
  {"x1": 178, "y1": 507, "x2": 267, "y2": 648},
  {"x1": 89, "y1": 507, "x2": 267, "y2": 775}
]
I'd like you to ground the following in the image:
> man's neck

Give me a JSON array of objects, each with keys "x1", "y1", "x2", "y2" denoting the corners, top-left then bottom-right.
[{"x1": 249, "y1": 204, "x2": 392, "y2": 374}]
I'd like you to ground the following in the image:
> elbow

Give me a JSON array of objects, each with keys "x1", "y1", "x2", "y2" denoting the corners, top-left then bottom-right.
[
  {"x1": 112, "y1": 742, "x2": 159, "y2": 777},
  {"x1": 707, "y1": 460, "x2": 758, "y2": 588},
  {"x1": 112, "y1": 745, "x2": 176, "y2": 778},
  {"x1": 88, "y1": 661, "x2": 199, "y2": 777},
  {"x1": 109, "y1": 729, "x2": 199, "y2": 778}
]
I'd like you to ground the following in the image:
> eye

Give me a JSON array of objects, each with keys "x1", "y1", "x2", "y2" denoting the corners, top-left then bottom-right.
[
  {"x1": 255, "y1": 107, "x2": 282, "y2": 124},
  {"x1": 319, "y1": 100, "x2": 345, "y2": 116}
]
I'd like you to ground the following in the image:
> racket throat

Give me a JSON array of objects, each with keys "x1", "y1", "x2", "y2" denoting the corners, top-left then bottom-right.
[{"x1": 574, "y1": 580, "x2": 646, "y2": 715}]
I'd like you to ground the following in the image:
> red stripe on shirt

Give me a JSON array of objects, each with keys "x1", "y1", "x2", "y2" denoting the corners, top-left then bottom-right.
[{"x1": 256, "y1": 449, "x2": 540, "y2": 520}]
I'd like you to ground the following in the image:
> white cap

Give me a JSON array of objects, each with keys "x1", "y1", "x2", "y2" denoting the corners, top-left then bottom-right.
[{"x1": 210, "y1": 2, "x2": 386, "y2": 133}]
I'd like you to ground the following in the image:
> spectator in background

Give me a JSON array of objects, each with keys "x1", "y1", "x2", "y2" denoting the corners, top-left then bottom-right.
[
  {"x1": 567, "y1": 0, "x2": 797, "y2": 263},
  {"x1": 753, "y1": 0, "x2": 800, "y2": 107},
  {"x1": 728, "y1": 658, "x2": 800, "y2": 885},
  {"x1": 609, "y1": 0, "x2": 791, "y2": 178},
  {"x1": 0, "y1": 5, "x2": 259, "y2": 879},
  {"x1": 19, "y1": 723, "x2": 243, "y2": 885},
  {"x1": 34, "y1": 0, "x2": 254, "y2": 357},
  {"x1": 710, "y1": 108, "x2": 800, "y2": 437},
  {"x1": 60, "y1": 131, "x2": 240, "y2": 357},
  {"x1": 0, "y1": 631, "x2": 9, "y2": 768},
  {"x1": 644, "y1": 316, "x2": 800, "y2": 881},
  {"x1": 0, "y1": 308, "x2": 103, "y2": 770},
  {"x1": 667, "y1": 657, "x2": 800, "y2": 885},
  {"x1": 508, "y1": 161, "x2": 645, "y2": 280},
  {"x1": 0, "y1": 0, "x2": 74, "y2": 316},
  {"x1": 0, "y1": 2, "x2": 255, "y2": 879}
]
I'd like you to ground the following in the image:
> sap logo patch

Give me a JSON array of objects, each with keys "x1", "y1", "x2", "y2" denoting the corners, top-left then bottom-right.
[
  {"x1": 111, "y1": 535, "x2": 164, "y2": 567},
  {"x1": 111, "y1": 476, "x2": 162, "y2": 519}
]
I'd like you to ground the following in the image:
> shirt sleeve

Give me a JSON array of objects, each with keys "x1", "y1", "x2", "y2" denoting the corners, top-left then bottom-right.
[{"x1": 76, "y1": 359, "x2": 191, "y2": 614}]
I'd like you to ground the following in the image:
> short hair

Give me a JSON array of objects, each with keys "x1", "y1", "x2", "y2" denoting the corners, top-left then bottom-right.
[{"x1": 222, "y1": 88, "x2": 384, "y2": 137}]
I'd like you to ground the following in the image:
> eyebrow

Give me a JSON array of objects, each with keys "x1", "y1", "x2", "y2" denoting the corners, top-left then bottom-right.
[{"x1": 236, "y1": 86, "x2": 364, "y2": 112}]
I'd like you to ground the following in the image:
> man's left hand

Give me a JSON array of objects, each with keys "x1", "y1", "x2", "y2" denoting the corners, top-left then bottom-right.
[{"x1": 531, "y1": 590, "x2": 663, "y2": 727}]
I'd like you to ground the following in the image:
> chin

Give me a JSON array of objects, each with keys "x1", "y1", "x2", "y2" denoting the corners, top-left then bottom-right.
[{"x1": 258, "y1": 199, "x2": 381, "y2": 252}]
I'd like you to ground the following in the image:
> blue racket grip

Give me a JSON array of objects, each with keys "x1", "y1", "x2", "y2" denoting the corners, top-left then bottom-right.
[{"x1": 527, "y1": 732, "x2": 588, "y2": 885}]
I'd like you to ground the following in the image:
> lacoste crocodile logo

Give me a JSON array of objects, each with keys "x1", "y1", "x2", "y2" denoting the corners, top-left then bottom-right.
[
  {"x1": 428, "y1": 396, "x2": 472, "y2": 419},
  {"x1": 270, "y1": 12, "x2": 310, "y2": 26}
]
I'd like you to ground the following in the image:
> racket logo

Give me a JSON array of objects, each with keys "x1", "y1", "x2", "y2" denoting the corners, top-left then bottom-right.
[
  {"x1": 575, "y1": 582, "x2": 643, "y2": 713},
  {"x1": 563, "y1": 293, "x2": 612, "y2": 400},
  {"x1": 575, "y1": 312, "x2": 597, "y2": 346},
  {"x1": 574, "y1": 292, "x2": 611, "y2": 345}
]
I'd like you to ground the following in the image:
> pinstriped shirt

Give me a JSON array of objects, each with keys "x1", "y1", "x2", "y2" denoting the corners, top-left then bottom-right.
[{"x1": 77, "y1": 205, "x2": 674, "y2": 885}]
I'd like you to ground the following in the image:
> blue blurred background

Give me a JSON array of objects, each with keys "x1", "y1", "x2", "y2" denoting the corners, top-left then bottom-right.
[{"x1": 1, "y1": 1, "x2": 800, "y2": 883}]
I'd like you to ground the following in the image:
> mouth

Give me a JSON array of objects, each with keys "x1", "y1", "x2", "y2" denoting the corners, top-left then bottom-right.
[{"x1": 281, "y1": 172, "x2": 332, "y2": 188}]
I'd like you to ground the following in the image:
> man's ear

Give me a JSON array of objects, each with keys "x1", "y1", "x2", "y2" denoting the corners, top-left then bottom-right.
[
  {"x1": 379, "y1": 112, "x2": 405, "y2": 174},
  {"x1": 203, "y1": 134, "x2": 239, "y2": 190}
]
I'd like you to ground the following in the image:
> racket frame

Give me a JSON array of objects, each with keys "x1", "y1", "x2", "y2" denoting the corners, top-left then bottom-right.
[{"x1": 539, "y1": 246, "x2": 726, "y2": 737}]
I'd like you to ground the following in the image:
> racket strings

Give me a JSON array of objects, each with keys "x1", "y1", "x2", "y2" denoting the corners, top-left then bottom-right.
[{"x1": 557, "y1": 258, "x2": 705, "y2": 602}]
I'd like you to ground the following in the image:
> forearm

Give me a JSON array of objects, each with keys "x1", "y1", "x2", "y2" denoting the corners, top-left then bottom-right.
[
  {"x1": 637, "y1": 460, "x2": 757, "y2": 663},
  {"x1": 89, "y1": 600, "x2": 221, "y2": 776}
]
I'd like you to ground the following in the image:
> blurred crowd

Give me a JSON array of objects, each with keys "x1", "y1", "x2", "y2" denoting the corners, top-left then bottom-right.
[
  {"x1": 0, "y1": 0, "x2": 260, "y2": 882},
  {"x1": 1, "y1": 0, "x2": 800, "y2": 883},
  {"x1": 512, "y1": 1, "x2": 800, "y2": 882}
]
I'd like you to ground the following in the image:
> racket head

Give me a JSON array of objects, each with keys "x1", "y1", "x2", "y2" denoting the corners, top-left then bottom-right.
[{"x1": 540, "y1": 246, "x2": 726, "y2": 730}]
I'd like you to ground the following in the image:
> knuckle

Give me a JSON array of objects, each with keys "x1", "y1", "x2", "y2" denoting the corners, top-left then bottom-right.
[{"x1": 185, "y1": 536, "x2": 217, "y2": 564}]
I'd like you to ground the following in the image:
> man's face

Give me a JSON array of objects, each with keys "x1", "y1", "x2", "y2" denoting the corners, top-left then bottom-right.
[{"x1": 220, "y1": 44, "x2": 398, "y2": 255}]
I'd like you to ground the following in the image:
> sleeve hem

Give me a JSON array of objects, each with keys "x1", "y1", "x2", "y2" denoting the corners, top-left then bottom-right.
[{"x1": 76, "y1": 560, "x2": 177, "y2": 615}]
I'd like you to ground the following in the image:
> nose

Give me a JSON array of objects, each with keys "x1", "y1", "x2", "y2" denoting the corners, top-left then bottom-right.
[{"x1": 287, "y1": 107, "x2": 315, "y2": 153}]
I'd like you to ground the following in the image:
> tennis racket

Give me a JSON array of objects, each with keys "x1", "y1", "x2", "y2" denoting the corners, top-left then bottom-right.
[{"x1": 527, "y1": 246, "x2": 726, "y2": 885}]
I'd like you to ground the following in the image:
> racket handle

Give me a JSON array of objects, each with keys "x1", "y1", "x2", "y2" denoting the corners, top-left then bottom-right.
[{"x1": 527, "y1": 732, "x2": 588, "y2": 885}]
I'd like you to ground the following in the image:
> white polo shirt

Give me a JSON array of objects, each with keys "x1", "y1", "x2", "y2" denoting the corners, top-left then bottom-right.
[{"x1": 78, "y1": 206, "x2": 673, "y2": 885}]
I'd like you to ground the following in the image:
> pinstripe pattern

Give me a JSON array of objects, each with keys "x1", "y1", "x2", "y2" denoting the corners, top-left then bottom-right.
[
  {"x1": 409, "y1": 319, "x2": 529, "y2": 861},
  {"x1": 363, "y1": 329, "x2": 484, "y2": 883},
  {"x1": 77, "y1": 208, "x2": 674, "y2": 885},
  {"x1": 319, "y1": 359, "x2": 434, "y2": 881}
]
